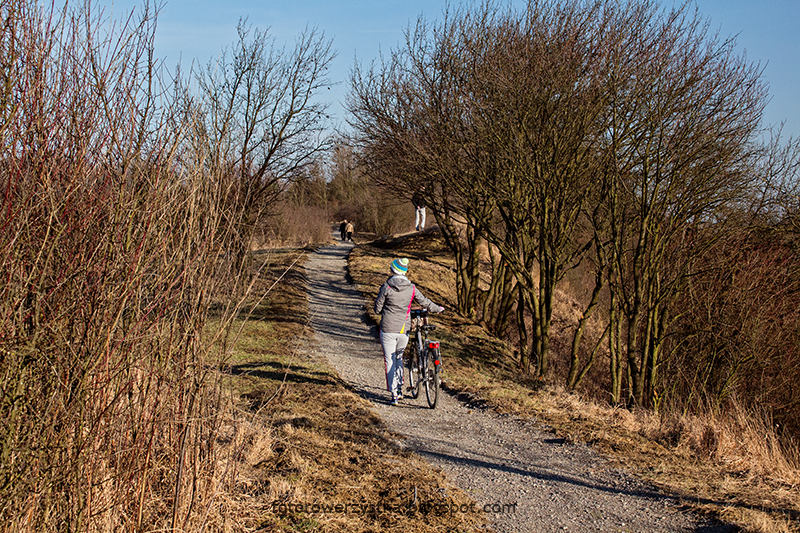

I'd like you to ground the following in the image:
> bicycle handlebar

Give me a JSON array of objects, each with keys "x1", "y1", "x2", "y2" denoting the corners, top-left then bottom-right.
[
  {"x1": 410, "y1": 308, "x2": 444, "y2": 318},
  {"x1": 410, "y1": 309, "x2": 428, "y2": 319},
  {"x1": 410, "y1": 308, "x2": 443, "y2": 335}
]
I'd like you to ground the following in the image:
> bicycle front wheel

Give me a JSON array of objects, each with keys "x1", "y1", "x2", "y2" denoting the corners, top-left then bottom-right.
[{"x1": 424, "y1": 348, "x2": 440, "y2": 409}]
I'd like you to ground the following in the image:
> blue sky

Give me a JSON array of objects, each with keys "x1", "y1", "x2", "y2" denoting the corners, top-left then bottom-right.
[{"x1": 108, "y1": 0, "x2": 799, "y2": 139}]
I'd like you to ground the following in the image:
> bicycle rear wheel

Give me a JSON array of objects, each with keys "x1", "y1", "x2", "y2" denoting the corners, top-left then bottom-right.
[
  {"x1": 424, "y1": 348, "x2": 439, "y2": 409},
  {"x1": 406, "y1": 340, "x2": 420, "y2": 399}
]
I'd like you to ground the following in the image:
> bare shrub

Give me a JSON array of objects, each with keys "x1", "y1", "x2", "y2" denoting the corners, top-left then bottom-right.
[
  {"x1": 666, "y1": 229, "x2": 800, "y2": 440},
  {"x1": 259, "y1": 203, "x2": 333, "y2": 246},
  {"x1": 356, "y1": 197, "x2": 410, "y2": 237},
  {"x1": 0, "y1": 1, "x2": 252, "y2": 530}
]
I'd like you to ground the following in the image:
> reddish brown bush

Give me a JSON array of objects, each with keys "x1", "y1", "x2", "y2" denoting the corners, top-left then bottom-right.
[
  {"x1": 0, "y1": 1, "x2": 247, "y2": 530},
  {"x1": 666, "y1": 229, "x2": 800, "y2": 438}
]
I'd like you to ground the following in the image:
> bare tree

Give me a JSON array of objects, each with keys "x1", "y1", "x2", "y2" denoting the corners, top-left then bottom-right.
[
  {"x1": 350, "y1": 1, "x2": 609, "y2": 376},
  {"x1": 195, "y1": 19, "x2": 335, "y2": 267},
  {"x1": 470, "y1": 1, "x2": 609, "y2": 377},
  {"x1": 347, "y1": 14, "x2": 499, "y2": 321},
  {"x1": 349, "y1": 0, "x2": 775, "y2": 410},
  {"x1": 596, "y1": 0, "x2": 767, "y2": 406}
]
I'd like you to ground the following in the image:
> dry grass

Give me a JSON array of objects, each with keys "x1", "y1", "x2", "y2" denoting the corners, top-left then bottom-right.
[
  {"x1": 347, "y1": 229, "x2": 800, "y2": 533},
  {"x1": 255, "y1": 205, "x2": 335, "y2": 247},
  {"x1": 213, "y1": 245, "x2": 487, "y2": 532}
]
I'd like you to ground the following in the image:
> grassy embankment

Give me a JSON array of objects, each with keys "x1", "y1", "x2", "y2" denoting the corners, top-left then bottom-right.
[
  {"x1": 216, "y1": 246, "x2": 485, "y2": 532},
  {"x1": 345, "y1": 230, "x2": 800, "y2": 533}
]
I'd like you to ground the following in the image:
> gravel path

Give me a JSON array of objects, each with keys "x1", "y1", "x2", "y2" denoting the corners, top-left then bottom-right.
[{"x1": 305, "y1": 241, "x2": 731, "y2": 533}]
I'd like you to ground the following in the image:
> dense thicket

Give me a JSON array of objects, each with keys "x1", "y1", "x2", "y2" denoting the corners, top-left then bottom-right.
[
  {"x1": 347, "y1": 0, "x2": 800, "y2": 436},
  {"x1": 0, "y1": 0, "x2": 334, "y2": 529}
]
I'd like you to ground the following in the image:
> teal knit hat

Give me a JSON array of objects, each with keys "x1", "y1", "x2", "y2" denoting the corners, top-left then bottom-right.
[{"x1": 390, "y1": 258, "x2": 409, "y2": 275}]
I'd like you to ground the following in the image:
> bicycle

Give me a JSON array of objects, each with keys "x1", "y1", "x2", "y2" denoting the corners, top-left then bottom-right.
[{"x1": 405, "y1": 308, "x2": 442, "y2": 408}]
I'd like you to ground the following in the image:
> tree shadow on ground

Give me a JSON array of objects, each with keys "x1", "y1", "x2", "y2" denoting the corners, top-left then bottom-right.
[{"x1": 226, "y1": 361, "x2": 337, "y2": 387}]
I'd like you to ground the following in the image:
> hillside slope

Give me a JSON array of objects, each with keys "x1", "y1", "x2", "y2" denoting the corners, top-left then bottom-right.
[{"x1": 345, "y1": 229, "x2": 800, "y2": 533}]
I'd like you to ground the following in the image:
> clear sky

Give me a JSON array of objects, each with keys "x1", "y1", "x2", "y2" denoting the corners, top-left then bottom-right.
[{"x1": 107, "y1": 0, "x2": 799, "y2": 139}]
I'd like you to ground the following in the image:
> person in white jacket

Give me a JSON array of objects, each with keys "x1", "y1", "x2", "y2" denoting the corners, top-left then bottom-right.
[
  {"x1": 412, "y1": 190, "x2": 426, "y2": 231},
  {"x1": 374, "y1": 258, "x2": 444, "y2": 405}
]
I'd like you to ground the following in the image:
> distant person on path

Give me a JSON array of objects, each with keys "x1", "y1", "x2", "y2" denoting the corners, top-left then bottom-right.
[
  {"x1": 374, "y1": 258, "x2": 444, "y2": 405},
  {"x1": 345, "y1": 220, "x2": 354, "y2": 242},
  {"x1": 412, "y1": 190, "x2": 426, "y2": 231},
  {"x1": 339, "y1": 219, "x2": 347, "y2": 241}
]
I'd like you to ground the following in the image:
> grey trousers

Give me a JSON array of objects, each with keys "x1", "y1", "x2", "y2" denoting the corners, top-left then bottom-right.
[{"x1": 380, "y1": 330, "x2": 409, "y2": 396}]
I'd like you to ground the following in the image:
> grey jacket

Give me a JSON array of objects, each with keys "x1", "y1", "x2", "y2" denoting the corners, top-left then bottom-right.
[{"x1": 374, "y1": 275, "x2": 443, "y2": 334}]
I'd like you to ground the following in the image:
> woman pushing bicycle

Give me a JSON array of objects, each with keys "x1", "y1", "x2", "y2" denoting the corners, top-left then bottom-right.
[{"x1": 374, "y1": 258, "x2": 444, "y2": 406}]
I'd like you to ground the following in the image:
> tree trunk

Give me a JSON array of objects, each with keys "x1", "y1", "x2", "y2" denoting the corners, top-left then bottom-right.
[
  {"x1": 566, "y1": 266, "x2": 604, "y2": 390},
  {"x1": 438, "y1": 215, "x2": 482, "y2": 318},
  {"x1": 609, "y1": 287, "x2": 624, "y2": 405}
]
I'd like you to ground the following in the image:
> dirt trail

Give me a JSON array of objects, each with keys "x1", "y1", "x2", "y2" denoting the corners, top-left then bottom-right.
[{"x1": 304, "y1": 241, "x2": 731, "y2": 533}]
